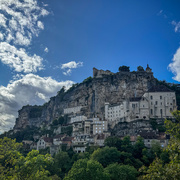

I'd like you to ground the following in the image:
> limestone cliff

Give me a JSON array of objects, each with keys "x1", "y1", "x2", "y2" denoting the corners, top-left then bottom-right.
[{"x1": 14, "y1": 67, "x2": 156, "y2": 130}]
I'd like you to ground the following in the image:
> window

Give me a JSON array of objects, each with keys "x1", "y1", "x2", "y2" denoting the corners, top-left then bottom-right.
[
  {"x1": 150, "y1": 96, "x2": 153, "y2": 100},
  {"x1": 160, "y1": 109, "x2": 163, "y2": 115},
  {"x1": 151, "y1": 102, "x2": 153, "y2": 105},
  {"x1": 151, "y1": 109, "x2": 153, "y2": 115},
  {"x1": 156, "y1": 101, "x2": 158, "y2": 105},
  {"x1": 170, "y1": 108, "x2": 172, "y2": 112},
  {"x1": 160, "y1": 96, "x2": 162, "y2": 99}
]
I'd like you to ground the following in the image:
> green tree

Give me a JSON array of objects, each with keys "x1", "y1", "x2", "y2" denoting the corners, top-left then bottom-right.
[
  {"x1": 104, "y1": 136, "x2": 122, "y2": 151},
  {"x1": 91, "y1": 147, "x2": 121, "y2": 167},
  {"x1": 118, "y1": 65, "x2": 130, "y2": 72},
  {"x1": 121, "y1": 136, "x2": 134, "y2": 153},
  {"x1": 50, "y1": 151, "x2": 71, "y2": 178},
  {"x1": 0, "y1": 138, "x2": 53, "y2": 180},
  {"x1": 0, "y1": 137, "x2": 22, "y2": 176},
  {"x1": 133, "y1": 136, "x2": 146, "y2": 159},
  {"x1": 150, "y1": 140, "x2": 162, "y2": 158},
  {"x1": 105, "y1": 163, "x2": 138, "y2": 180},
  {"x1": 137, "y1": 66, "x2": 144, "y2": 71},
  {"x1": 140, "y1": 110, "x2": 180, "y2": 179},
  {"x1": 14, "y1": 150, "x2": 53, "y2": 180},
  {"x1": 64, "y1": 159, "x2": 110, "y2": 180}
]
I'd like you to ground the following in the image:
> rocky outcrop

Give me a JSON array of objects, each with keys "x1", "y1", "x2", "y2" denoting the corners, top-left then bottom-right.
[
  {"x1": 112, "y1": 120, "x2": 154, "y2": 137},
  {"x1": 14, "y1": 67, "x2": 156, "y2": 130}
]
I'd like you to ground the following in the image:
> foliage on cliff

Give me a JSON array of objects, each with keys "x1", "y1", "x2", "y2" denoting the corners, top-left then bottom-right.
[
  {"x1": 140, "y1": 110, "x2": 180, "y2": 179},
  {"x1": 118, "y1": 65, "x2": 130, "y2": 72},
  {"x1": 0, "y1": 137, "x2": 53, "y2": 180}
]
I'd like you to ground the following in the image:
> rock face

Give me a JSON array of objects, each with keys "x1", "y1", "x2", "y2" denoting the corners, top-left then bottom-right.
[
  {"x1": 112, "y1": 120, "x2": 153, "y2": 137},
  {"x1": 14, "y1": 67, "x2": 156, "y2": 130}
]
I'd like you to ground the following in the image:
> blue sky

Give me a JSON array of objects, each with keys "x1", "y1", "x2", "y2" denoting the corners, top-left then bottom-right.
[{"x1": 0, "y1": 0, "x2": 180, "y2": 132}]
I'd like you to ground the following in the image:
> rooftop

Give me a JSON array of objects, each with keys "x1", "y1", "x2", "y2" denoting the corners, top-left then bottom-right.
[{"x1": 148, "y1": 85, "x2": 174, "y2": 92}]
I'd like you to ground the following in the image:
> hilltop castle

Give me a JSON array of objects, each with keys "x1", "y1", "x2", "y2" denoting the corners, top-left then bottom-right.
[{"x1": 14, "y1": 65, "x2": 177, "y2": 153}]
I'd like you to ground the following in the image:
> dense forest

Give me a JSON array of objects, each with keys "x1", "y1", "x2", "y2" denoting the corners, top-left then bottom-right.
[{"x1": 1, "y1": 110, "x2": 180, "y2": 179}]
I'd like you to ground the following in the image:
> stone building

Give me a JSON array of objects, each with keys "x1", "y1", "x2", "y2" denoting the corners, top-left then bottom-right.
[
  {"x1": 143, "y1": 85, "x2": 176, "y2": 118},
  {"x1": 92, "y1": 118, "x2": 108, "y2": 135},
  {"x1": 72, "y1": 117, "x2": 108, "y2": 136},
  {"x1": 37, "y1": 137, "x2": 53, "y2": 150},
  {"x1": 105, "y1": 85, "x2": 177, "y2": 124},
  {"x1": 72, "y1": 134, "x2": 94, "y2": 153},
  {"x1": 105, "y1": 101, "x2": 129, "y2": 124},
  {"x1": 64, "y1": 106, "x2": 83, "y2": 114},
  {"x1": 70, "y1": 115, "x2": 87, "y2": 123}
]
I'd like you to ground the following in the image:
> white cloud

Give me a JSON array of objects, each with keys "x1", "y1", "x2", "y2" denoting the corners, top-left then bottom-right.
[
  {"x1": 37, "y1": 21, "x2": 44, "y2": 30},
  {"x1": 61, "y1": 61, "x2": 83, "y2": 69},
  {"x1": 0, "y1": 14, "x2": 7, "y2": 28},
  {"x1": 0, "y1": 0, "x2": 49, "y2": 73},
  {"x1": 0, "y1": 33, "x2": 4, "y2": 40},
  {"x1": 63, "y1": 69, "x2": 72, "y2": 76},
  {"x1": 157, "y1": 10, "x2": 163, "y2": 16},
  {"x1": 44, "y1": 47, "x2": 49, "y2": 53},
  {"x1": 15, "y1": 32, "x2": 31, "y2": 46},
  {"x1": 61, "y1": 61, "x2": 83, "y2": 76},
  {"x1": 168, "y1": 47, "x2": 180, "y2": 81},
  {"x1": 0, "y1": 74, "x2": 74, "y2": 133},
  {"x1": 0, "y1": 42, "x2": 43, "y2": 73},
  {"x1": 172, "y1": 21, "x2": 180, "y2": 33}
]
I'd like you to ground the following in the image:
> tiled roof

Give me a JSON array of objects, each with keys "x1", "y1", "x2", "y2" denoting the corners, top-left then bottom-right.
[
  {"x1": 148, "y1": 85, "x2": 174, "y2": 92},
  {"x1": 97, "y1": 133, "x2": 105, "y2": 140},
  {"x1": 62, "y1": 137, "x2": 74, "y2": 142},
  {"x1": 53, "y1": 134, "x2": 65, "y2": 139},
  {"x1": 138, "y1": 130, "x2": 157, "y2": 139},
  {"x1": 43, "y1": 137, "x2": 53, "y2": 143},
  {"x1": 129, "y1": 97, "x2": 142, "y2": 102}
]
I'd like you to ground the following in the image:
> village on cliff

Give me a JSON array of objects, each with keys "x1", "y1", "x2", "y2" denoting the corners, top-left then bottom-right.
[{"x1": 13, "y1": 65, "x2": 177, "y2": 155}]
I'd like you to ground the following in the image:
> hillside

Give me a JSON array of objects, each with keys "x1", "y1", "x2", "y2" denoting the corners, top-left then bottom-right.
[{"x1": 13, "y1": 66, "x2": 157, "y2": 131}]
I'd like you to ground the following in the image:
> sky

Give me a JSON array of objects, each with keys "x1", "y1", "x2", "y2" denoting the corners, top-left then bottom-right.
[{"x1": 0, "y1": 0, "x2": 180, "y2": 133}]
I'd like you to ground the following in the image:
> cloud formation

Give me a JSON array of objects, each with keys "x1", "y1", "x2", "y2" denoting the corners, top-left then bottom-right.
[
  {"x1": 0, "y1": 0, "x2": 49, "y2": 73},
  {"x1": 0, "y1": 42, "x2": 43, "y2": 73},
  {"x1": 172, "y1": 21, "x2": 180, "y2": 33},
  {"x1": 168, "y1": 47, "x2": 180, "y2": 81},
  {"x1": 44, "y1": 47, "x2": 49, "y2": 53},
  {"x1": 61, "y1": 61, "x2": 83, "y2": 76},
  {"x1": 0, "y1": 74, "x2": 74, "y2": 134}
]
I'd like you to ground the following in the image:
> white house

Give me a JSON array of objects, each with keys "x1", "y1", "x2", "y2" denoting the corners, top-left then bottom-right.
[
  {"x1": 70, "y1": 115, "x2": 87, "y2": 123},
  {"x1": 143, "y1": 85, "x2": 176, "y2": 118},
  {"x1": 105, "y1": 101, "x2": 129, "y2": 123},
  {"x1": 37, "y1": 137, "x2": 53, "y2": 150},
  {"x1": 105, "y1": 85, "x2": 177, "y2": 124},
  {"x1": 64, "y1": 106, "x2": 83, "y2": 114},
  {"x1": 92, "y1": 118, "x2": 108, "y2": 135},
  {"x1": 53, "y1": 134, "x2": 66, "y2": 145},
  {"x1": 72, "y1": 134, "x2": 93, "y2": 153}
]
